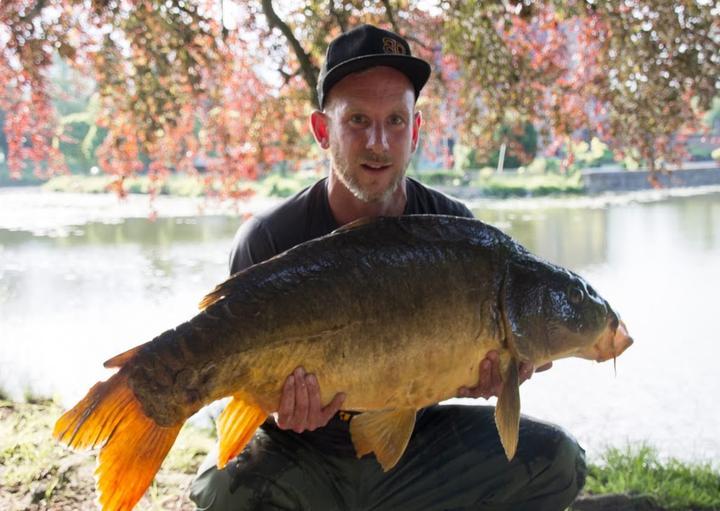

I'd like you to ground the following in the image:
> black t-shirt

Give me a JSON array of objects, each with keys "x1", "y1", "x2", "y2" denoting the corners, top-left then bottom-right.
[
  {"x1": 227, "y1": 176, "x2": 474, "y2": 454},
  {"x1": 229, "y1": 177, "x2": 474, "y2": 274}
]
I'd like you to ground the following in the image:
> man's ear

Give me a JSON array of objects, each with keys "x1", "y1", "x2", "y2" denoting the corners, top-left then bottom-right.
[
  {"x1": 411, "y1": 110, "x2": 422, "y2": 152},
  {"x1": 310, "y1": 110, "x2": 330, "y2": 149}
]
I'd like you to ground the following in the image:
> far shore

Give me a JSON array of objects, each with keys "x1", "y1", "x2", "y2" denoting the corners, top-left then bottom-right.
[{"x1": 2, "y1": 184, "x2": 720, "y2": 234}]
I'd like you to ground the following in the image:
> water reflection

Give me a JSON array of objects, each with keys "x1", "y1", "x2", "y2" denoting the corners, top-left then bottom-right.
[
  {"x1": 469, "y1": 192, "x2": 720, "y2": 465},
  {"x1": 475, "y1": 207, "x2": 609, "y2": 270}
]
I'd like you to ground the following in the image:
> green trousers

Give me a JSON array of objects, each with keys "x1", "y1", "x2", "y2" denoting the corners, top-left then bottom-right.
[{"x1": 190, "y1": 405, "x2": 586, "y2": 511}]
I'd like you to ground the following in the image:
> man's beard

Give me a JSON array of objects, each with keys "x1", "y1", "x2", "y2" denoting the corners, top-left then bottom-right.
[{"x1": 331, "y1": 146, "x2": 405, "y2": 204}]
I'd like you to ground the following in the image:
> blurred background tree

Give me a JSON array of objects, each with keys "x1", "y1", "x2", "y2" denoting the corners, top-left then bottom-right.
[{"x1": 1, "y1": 0, "x2": 718, "y2": 194}]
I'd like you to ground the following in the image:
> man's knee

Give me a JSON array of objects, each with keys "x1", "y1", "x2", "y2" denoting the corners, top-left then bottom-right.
[
  {"x1": 189, "y1": 458, "x2": 231, "y2": 511},
  {"x1": 190, "y1": 453, "x2": 302, "y2": 511},
  {"x1": 530, "y1": 423, "x2": 587, "y2": 504},
  {"x1": 552, "y1": 428, "x2": 587, "y2": 491}
]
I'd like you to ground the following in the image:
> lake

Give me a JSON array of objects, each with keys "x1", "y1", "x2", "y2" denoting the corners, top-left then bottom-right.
[{"x1": 1, "y1": 187, "x2": 718, "y2": 465}]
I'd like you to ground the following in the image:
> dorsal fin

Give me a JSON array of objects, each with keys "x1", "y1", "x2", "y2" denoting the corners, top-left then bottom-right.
[
  {"x1": 198, "y1": 280, "x2": 229, "y2": 311},
  {"x1": 104, "y1": 343, "x2": 147, "y2": 368},
  {"x1": 332, "y1": 216, "x2": 376, "y2": 234}
]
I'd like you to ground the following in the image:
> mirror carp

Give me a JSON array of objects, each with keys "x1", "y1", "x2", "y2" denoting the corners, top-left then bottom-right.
[{"x1": 54, "y1": 214, "x2": 633, "y2": 511}]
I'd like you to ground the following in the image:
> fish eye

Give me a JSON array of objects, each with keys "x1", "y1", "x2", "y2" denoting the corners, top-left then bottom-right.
[{"x1": 569, "y1": 286, "x2": 585, "y2": 305}]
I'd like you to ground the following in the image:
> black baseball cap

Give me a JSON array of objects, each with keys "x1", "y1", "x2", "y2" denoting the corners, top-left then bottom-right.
[{"x1": 317, "y1": 24, "x2": 431, "y2": 109}]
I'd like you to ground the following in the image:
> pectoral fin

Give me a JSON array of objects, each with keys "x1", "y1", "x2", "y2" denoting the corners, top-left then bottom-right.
[
  {"x1": 494, "y1": 358, "x2": 521, "y2": 461},
  {"x1": 216, "y1": 395, "x2": 267, "y2": 468},
  {"x1": 349, "y1": 408, "x2": 416, "y2": 472}
]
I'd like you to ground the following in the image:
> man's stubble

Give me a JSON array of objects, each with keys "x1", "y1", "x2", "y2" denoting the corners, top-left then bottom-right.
[{"x1": 329, "y1": 142, "x2": 405, "y2": 204}]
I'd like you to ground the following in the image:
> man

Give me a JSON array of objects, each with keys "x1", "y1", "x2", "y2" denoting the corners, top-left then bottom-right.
[{"x1": 191, "y1": 24, "x2": 586, "y2": 510}]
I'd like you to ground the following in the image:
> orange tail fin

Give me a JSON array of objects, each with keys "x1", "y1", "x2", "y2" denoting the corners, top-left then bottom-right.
[{"x1": 53, "y1": 371, "x2": 181, "y2": 511}]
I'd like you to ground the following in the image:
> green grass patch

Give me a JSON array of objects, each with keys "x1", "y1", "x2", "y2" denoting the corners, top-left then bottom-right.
[
  {"x1": 410, "y1": 168, "x2": 584, "y2": 197},
  {"x1": 585, "y1": 444, "x2": 720, "y2": 510},
  {"x1": 252, "y1": 173, "x2": 319, "y2": 198},
  {"x1": 0, "y1": 399, "x2": 215, "y2": 508},
  {"x1": 41, "y1": 172, "x2": 320, "y2": 199},
  {"x1": 0, "y1": 400, "x2": 68, "y2": 488},
  {"x1": 41, "y1": 174, "x2": 208, "y2": 197},
  {"x1": 474, "y1": 172, "x2": 584, "y2": 198}
]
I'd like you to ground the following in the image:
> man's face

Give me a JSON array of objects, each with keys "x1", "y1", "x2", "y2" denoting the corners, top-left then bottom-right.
[{"x1": 320, "y1": 66, "x2": 421, "y2": 203}]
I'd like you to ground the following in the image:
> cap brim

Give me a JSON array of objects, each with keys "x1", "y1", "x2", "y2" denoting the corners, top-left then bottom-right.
[{"x1": 319, "y1": 54, "x2": 431, "y2": 108}]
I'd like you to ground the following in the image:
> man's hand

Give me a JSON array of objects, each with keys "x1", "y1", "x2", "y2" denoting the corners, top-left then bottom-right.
[
  {"x1": 457, "y1": 350, "x2": 553, "y2": 399},
  {"x1": 276, "y1": 367, "x2": 346, "y2": 433}
]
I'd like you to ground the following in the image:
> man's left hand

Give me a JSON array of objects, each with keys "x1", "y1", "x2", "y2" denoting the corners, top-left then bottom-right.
[{"x1": 457, "y1": 350, "x2": 552, "y2": 399}]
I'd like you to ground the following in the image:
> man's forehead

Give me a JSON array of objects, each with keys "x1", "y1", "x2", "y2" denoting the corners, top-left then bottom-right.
[{"x1": 327, "y1": 67, "x2": 415, "y2": 111}]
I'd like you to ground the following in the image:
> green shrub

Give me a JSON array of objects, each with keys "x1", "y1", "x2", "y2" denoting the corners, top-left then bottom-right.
[
  {"x1": 471, "y1": 172, "x2": 583, "y2": 198},
  {"x1": 414, "y1": 169, "x2": 467, "y2": 186}
]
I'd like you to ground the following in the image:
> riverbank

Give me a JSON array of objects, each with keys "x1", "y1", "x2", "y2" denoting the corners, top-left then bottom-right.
[
  {"x1": 3, "y1": 183, "x2": 720, "y2": 235},
  {"x1": 2, "y1": 400, "x2": 718, "y2": 511}
]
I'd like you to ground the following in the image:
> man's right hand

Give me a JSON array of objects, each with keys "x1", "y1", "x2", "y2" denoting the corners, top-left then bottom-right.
[{"x1": 276, "y1": 367, "x2": 346, "y2": 433}]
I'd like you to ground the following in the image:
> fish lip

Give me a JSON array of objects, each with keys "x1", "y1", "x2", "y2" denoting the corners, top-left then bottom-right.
[{"x1": 592, "y1": 318, "x2": 633, "y2": 362}]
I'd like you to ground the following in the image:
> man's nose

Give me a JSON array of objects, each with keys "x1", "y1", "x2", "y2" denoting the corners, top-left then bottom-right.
[{"x1": 366, "y1": 122, "x2": 389, "y2": 152}]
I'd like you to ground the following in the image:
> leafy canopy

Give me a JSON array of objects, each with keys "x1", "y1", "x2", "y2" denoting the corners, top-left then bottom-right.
[{"x1": 1, "y1": 0, "x2": 718, "y2": 193}]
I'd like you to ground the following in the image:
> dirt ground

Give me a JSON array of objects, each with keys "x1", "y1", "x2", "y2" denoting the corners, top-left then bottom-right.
[
  {"x1": 0, "y1": 400, "x2": 211, "y2": 510},
  {"x1": 1, "y1": 400, "x2": 679, "y2": 511}
]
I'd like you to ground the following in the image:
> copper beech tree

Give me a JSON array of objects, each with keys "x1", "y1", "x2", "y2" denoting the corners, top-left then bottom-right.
[{"x1": 1, "y1": 0, "x2": 718, "y2": 194}]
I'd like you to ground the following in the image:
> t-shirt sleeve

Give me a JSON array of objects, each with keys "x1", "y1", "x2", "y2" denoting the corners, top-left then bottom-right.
[
  {"x1": 228, "y1": 216, "x2": 278, "y2": 275},
  {"x1": 455, "y1": 202, "x2": 475, "y2": 219}
]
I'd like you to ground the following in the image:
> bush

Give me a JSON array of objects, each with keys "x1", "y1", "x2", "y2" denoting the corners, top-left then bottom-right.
[
  {"x1": 414, "y1": 169, "x2": 467, "y2": 186},
  {"x1": 471, "y1": 173, "x2": 583, "y2": 198}
]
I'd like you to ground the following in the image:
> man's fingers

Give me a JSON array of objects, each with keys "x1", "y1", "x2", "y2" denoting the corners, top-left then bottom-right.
[
  {"x1": 537, "y1": 361, "x2": 553, "y2": 372},
  {"x1": 276, "y1": 374, "x2": 295, "y2": 429},
  {"x1": 291, "y1": 367, "x2": 309, "y2": 433},
  {"x1": 305, "y1": 373, "x2": 323, "y2": 431},
  {"x1": 321, "y1": 392, "x2": 346, "y2": 423},
  {"x1": 490, "y1": 355, "x2": 502, "y2": 395},
  {"x1": 519, "y1": 361, "x2": 534, "y2": 383}
]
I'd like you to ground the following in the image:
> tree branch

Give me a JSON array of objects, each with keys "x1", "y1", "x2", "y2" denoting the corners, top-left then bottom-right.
[
  {"x1": 329, "y1": 0, "x2": 348, "y2": 33},
  {"x1": 380, "y1": 0, "x2": 433, "y2": 51},
  {"x1": 260, "y1": 0, "x2": 319, "y2": 107}
]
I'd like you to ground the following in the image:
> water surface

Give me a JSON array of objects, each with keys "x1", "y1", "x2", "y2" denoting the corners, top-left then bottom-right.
[{"x1": 1, "y1": 189, "x2": 718, "y2": 464}]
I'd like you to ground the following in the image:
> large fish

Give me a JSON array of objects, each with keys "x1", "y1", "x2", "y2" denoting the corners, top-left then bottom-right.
[{"x1": 54, "y1": 215, "x2": 632, "y2": 511}]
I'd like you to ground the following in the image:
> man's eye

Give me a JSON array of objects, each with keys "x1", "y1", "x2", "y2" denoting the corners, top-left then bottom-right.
[
  {"x1": 389, "y1": 116, "x2": 405, "y2": 125},
  {"x1": 350, "y1": 114, "x2": 366, "y2": 124}
]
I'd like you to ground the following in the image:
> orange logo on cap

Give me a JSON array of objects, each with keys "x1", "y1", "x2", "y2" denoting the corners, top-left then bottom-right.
[{"x1": 382, "y1": 37, "x2": 406, "y2": 55}]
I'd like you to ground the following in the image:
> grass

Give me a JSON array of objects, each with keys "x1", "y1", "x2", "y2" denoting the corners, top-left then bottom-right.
[
  {"x1": 40, "y1": 172, "x2": 320, "y2": 198},
  {"x1": 0, "y1": 399, "x2": 214, "y2": 509},
  {"x1": 471, "y1": 172, "x2": 584, "y2": 198},
  {"x1": 584, "y1": 444, "x2": 720, "y2": 510},
  {"x1": 410, "y1": 168, "x2": 585, "y2": 197}
]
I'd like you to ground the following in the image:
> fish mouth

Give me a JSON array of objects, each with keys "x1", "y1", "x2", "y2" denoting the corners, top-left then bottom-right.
[{"x1": 590, "y1": 318, "x2": 633, "y2": 362}]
